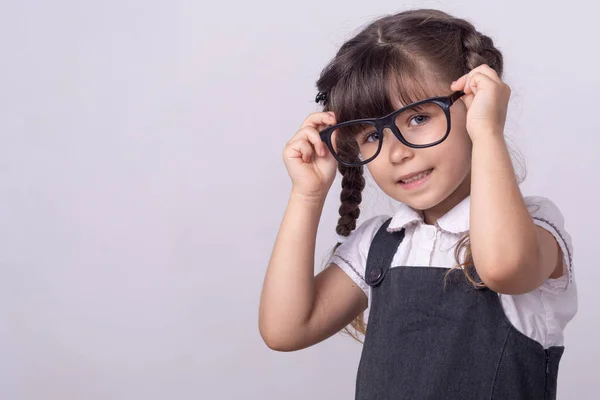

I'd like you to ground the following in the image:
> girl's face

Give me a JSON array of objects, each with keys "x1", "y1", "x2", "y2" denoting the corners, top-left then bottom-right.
[{"x1": 366, "y1": 90, "x2": 472, "y2": 220}]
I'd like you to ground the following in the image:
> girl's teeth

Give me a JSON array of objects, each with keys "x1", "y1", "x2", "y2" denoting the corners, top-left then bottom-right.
[{"x1": 401, "y1": 169, "x2": 432, "y2": 183}]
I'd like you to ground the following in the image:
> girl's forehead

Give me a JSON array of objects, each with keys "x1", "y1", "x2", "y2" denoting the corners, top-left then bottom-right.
[
  {"x1": 332, "y1": 66, "x2": 451, "y2": 120},
  {"x1": 387, "y1": 77, "x2": 450, "y2": 109}
]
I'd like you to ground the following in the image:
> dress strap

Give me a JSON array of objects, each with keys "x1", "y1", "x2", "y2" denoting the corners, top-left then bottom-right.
[{"x1": 365, "y1": 218, "x2": 405, "y2": 287}]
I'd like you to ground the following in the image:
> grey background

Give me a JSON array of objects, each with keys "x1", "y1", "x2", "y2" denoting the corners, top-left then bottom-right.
[{"x1": 0, "y1": 0, "x2": 597, "y2": 399}]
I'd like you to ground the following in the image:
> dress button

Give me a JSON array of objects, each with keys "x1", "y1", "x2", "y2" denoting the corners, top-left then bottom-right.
[{"x1": 368, "y1": 267, "x2": 383, "y2": 283}]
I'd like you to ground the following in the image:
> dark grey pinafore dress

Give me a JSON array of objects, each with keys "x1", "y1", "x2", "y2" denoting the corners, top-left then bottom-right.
[{"x1": 355, "y1": 219, "x2": 564, "y2": 400}]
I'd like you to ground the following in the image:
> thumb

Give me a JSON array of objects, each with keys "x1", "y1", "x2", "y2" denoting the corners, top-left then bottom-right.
[{"x1": 459, "y1": 93, "x2": 474, "y2": 110}]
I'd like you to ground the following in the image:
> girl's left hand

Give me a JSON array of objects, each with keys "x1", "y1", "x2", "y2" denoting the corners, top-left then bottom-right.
[{"x1": 450, "y1": 64, "x2": 511, "y2": 142}]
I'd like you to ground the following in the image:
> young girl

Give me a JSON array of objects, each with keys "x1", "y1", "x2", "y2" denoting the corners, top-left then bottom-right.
[{"x1": 259, "y1": 8, "x2": 577, "y2": 400}]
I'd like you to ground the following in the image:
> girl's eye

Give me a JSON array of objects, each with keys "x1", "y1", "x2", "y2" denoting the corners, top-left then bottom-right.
[
  {"x1": 409, "y1": 115, "x2": 430, "y2": 126},
  {"x1": 364, "y1": 131, "x2": 380, "y2": 143}
]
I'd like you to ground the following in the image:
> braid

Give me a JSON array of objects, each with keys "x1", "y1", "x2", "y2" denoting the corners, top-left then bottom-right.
[
  {"x1": 333, "y1": 161, "x2": 367, "y2": 341},
  {"x1": 336, "y1": 163, "x2": 365, "y2": 237},
  {"x1": 458, "y1": 23, "x2": 504, "y2": 76}
]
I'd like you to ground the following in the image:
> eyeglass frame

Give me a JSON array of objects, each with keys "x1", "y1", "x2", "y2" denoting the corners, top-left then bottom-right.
[{"x1": 318, "y1": 90, "x2": 465, "y2": 167}]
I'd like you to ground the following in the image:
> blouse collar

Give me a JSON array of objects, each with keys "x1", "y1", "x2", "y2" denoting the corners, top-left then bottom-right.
[{"x1": 386, "y1": 195, "x2": 471, "y2": 234}]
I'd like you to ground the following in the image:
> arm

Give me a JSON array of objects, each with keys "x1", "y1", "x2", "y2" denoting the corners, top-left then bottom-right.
[
  {"x1": 469, "y1": 134, "x2": 564, "y2": 294},
  {"x1": 451, "y1": 65, "x2": 564, "y2": 295},
  {"x1": 260, "y1": 110, "x2": 367, "y2": 352},
  {"x1": 259, "y1": 192, "x2": 367, "y2": 351}
]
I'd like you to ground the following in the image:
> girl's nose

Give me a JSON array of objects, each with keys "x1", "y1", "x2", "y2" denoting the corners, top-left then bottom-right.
[{"x1": 384, "y1": 128, "x2": 413, "y2": 164}]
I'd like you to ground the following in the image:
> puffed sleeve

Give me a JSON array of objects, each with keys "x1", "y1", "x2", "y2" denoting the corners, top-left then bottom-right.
[
  {"x1": 328, "y1": 215, "x2": 389, "y2": 301},
  {"x1": 525, "y1": 196, "x2": 574, "y2": 293}
]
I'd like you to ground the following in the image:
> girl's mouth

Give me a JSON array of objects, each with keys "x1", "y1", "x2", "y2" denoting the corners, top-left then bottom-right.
[{"x1": 398, "y1": 168, "x2": 433, "y2": 189}]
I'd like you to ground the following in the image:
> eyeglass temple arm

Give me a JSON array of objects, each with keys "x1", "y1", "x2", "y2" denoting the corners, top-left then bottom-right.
[{"x1": 450, "y1": 90, "x2": 465, "y2": 104}]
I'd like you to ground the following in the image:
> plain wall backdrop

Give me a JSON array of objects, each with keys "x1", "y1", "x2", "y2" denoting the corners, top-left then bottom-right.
[{"x1": 0, "y1": 0, "x2": 597, "y2": 399}]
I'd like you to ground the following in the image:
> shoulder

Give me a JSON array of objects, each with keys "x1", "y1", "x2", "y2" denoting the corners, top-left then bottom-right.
[
  {"x1": 524, "y1": 195, "x2": 574, "y2": 293},
  {"x1": 503, "y1": 196, "x2": 578, "y2": 346},
  {"x1": 524, "y1": 196, "x2": 566, "y2": 224},
  {"x1": 328, "y1": 215, "x2": 390, "y2": 296},
  {"x1": 337, "y1": 215, "x2": 391, "y2": 254}
]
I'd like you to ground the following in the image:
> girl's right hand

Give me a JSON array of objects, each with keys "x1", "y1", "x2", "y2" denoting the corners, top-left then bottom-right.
[{"x1": 282, "y1": 112, "x2": 338, "y2": 200}]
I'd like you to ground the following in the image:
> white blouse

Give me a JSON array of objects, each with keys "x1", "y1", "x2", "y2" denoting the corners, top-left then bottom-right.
[{"x1": 329, "y1": 195, "x2": 578, "y2": 348}]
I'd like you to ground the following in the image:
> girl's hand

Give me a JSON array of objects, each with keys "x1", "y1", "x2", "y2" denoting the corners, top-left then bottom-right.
[
  {"x1": 450, "y1": 64, "x2": 511, "y2": 141},
  {"x1": 282, "y1": 112, "x2": 338, "y2": 200}
]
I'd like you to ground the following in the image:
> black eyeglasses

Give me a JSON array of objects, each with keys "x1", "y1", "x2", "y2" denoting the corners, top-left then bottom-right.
[{"x1": 319, "y1": 91, "x2": 465, "y2": 167}]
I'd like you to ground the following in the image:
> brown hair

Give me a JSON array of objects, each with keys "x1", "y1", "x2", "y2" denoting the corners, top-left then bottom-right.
[{"x1": 316, "y1": 9, "x2": 524, "y2": 342}]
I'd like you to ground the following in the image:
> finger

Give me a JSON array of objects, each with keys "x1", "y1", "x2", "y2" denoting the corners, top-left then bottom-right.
[
  {"x1": 459, "y1": 93, "x2": 474, "y2": 109},
  {"x1": 300, "y1": 111, "x2": 337, "y2": 130},
  {"x1": 462, "y1": 64, "x2": 501, "y2": 84},
  {"x1": 289, "y1": 126, "x2": 328, "y2": 157},
  {"x1": 451, "y1": 74, "x2": 468, "y2": 91},
  {"x1": 474, "y1": 64, "x2": 502, "y2": 83},
  {"x1": 465, "y1": 72, "x2": 496, "y2": 95},
  {"x1": 287, "y1": 139, "x2": 315, "y2": 163},
  {"x1": 451, "y1": 64, "x2": 501, "y2": 91},
  {"x1": 300, "y1": 127, "x2": 329, "y2": 157}
]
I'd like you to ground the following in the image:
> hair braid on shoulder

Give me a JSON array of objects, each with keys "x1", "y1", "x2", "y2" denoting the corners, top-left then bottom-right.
[{"x1": 336, "y1": 164, "x2": 365, "y2": 237}]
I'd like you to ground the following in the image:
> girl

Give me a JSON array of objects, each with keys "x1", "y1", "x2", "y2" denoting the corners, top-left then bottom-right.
[{"x1": 259, "y1": 8, "x2": 577, "y2": 400}]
